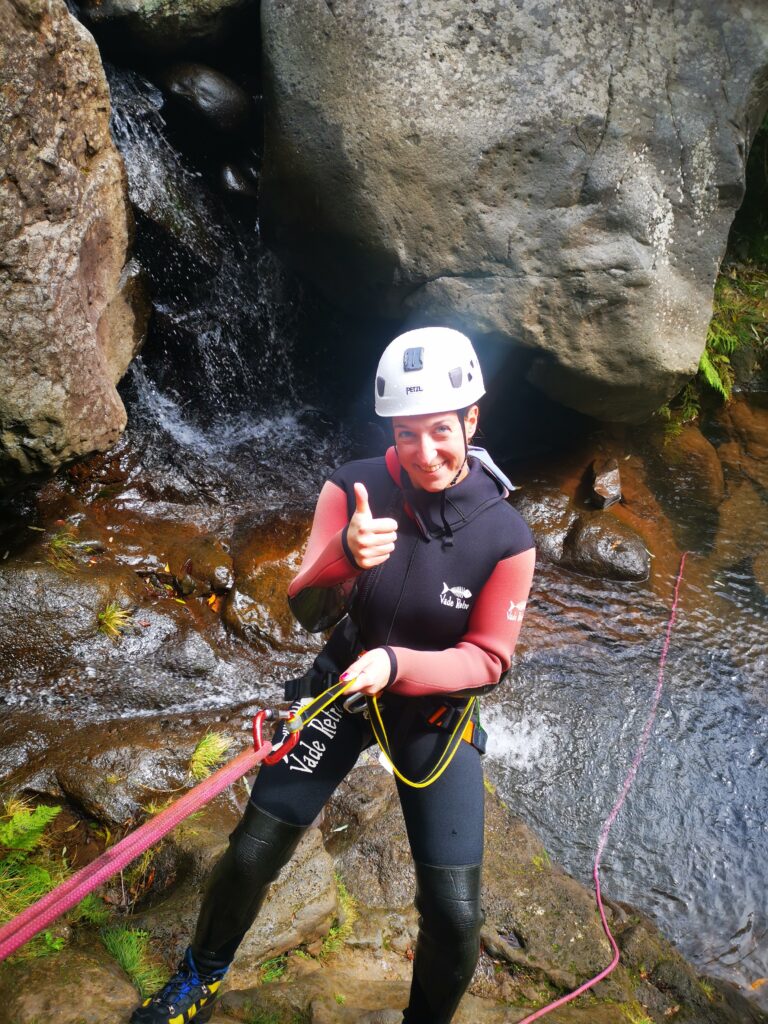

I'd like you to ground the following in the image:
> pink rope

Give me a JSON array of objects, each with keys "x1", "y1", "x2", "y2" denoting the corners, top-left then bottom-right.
[
  {"x1": 516, "y1": 552, "x2": 689, "y2": 1023},
  {"x1": 0, "y1": 741, "x2": 272, "y2": 962}
]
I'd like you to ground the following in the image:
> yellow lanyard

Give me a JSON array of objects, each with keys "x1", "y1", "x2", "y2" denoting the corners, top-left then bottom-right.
[{"x1": 283, "y1": 678, "x2": 475, "y2": 789}]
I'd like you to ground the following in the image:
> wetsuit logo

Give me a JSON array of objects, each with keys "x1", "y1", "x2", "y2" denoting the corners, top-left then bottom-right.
[
  {"x1": 285, "y1": 701, "x2": 344, "y2": 774},
  {"x1": 440, "y1": 582, "x2": 472, "y2": 610},
  {"x1": 507, "y1": 600, "x2": 526, "y2": 622}
]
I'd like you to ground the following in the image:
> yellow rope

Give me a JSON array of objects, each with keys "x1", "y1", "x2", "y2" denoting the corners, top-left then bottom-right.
[
  {"x1": 368, "y1": 693, "x2": 477, "y2": 789},
  {"x1": 283, "y1": 677, "x2": 476, "y2": 789}
]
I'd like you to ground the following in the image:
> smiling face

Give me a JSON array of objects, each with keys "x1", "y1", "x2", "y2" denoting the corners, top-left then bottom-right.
[{"x1": 393, "y1": 406, "x2": 479, "y2": 492}]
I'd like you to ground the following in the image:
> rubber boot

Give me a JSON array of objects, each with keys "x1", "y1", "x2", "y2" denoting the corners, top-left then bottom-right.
[
  {"x1": 191, "y1": 800, "x2": 306, "y2": 970},
  {"x1": 401, "y1": 862, "x2": 484, "y2": 1024}
]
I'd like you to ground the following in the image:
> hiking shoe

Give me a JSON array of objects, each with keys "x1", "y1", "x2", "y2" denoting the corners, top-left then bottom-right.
[{"x1": 129, "y1": 947, "x2": 227, "y2": 1024}]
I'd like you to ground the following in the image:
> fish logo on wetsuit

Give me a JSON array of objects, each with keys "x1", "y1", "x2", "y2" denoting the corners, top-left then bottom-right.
[
  {"x1": 440, "y1": 582, "x2": 473, "y2": 610},
  {"x1": 507, "y1": 600, "x2": 527, "y2": 622}
]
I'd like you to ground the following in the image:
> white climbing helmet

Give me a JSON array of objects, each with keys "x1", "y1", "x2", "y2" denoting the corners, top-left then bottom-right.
[{"x1": 374, "y1": 327, "x2": 485, "y2": 417}]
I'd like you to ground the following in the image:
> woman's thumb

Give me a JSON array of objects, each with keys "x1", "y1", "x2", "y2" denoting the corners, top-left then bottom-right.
[{"x1": 354, "y1": 482, "x2": 370, "y2": 517}]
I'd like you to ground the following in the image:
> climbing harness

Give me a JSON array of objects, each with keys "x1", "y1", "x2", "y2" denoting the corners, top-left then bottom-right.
[
  {"x1": 369, "y1": 694, "x2": 480, "y2": 788},
  {"x1": 263, "y1": 671, "x2": 482, "y2": 789}
]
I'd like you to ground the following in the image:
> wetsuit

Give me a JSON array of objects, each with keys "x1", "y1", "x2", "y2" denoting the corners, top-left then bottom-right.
[{"x1": 191, "y1": 448, "x2": 535, "y2": 1024}]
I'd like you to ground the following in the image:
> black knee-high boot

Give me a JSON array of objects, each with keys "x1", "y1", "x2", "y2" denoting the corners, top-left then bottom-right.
[
  {"x1": 191, "y1": 801, "x2": 305, "y2": 972},
  {"x1": 402, "y1": 862, "x2": 484, "y2": 1024}
]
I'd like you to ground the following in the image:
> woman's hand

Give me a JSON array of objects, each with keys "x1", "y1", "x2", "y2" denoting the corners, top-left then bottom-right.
[
  {"x1": 340, "y1": 648, "x2": 392, "y2": 696},
  {"x1": 346, "y1": 483, "x2": 398, "y2": 569}
]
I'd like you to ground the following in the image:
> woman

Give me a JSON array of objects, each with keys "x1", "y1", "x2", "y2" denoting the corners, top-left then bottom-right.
[{"x1": 132, "y1": 327, "x2": 536, "y2": 1024}]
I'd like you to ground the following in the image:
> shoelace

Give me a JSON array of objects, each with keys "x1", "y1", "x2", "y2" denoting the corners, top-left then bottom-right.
[{"x1": 154, "y1": 952, "x2": 224, "y2": 1007}]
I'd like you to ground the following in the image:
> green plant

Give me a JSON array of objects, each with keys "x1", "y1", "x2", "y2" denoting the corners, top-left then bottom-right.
[
  {"x1": 531, "y1": 849, "x2": 551, "y2": 872},
  {"x1": 46, "y1": 527, "x2": 80, "y2": 573},
  {"x1": 258, "y1": 954, "x2": 287, "y2": 984},
  {"x1": 0, "y1": 800, "x2": 108, "y2": 959},
  {"x1": 620, "y1": 1002, "x2": 654, "y2": 1024},
  {"x1": 699, "y1": 977, "x2": 716, "y2": 1001},
  {"x1": 97, "y1": 601, "x2": 132, "y2": 640},
  {"x1": 100, "y1": 927, "x2": 167, "y2": 997},
  {"x1": 320, "y1": 873, "x2": 358, "y2": 957},
  {"x1": 189, "y1": 731, "x2": 233, "y2": 780},
  {"x1": 334, "y1": 992, "x2": 346, "y2": 1005},
  {"x1": 246, "y1": 1013, "x2": 282, "y2": 1024},
  {"x1": 658, "y1": 262, "x2": 768, "y2": 438}
]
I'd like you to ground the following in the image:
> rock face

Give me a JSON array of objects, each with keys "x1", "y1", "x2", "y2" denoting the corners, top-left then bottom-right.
[
  {"x1": 80, "y1": 0, "x2": 254, "y2": 58},
  {"x1": 0, "y1": 0, "x2": 141, "y2": 490},
  {"x1": 260, "y1": 0, "x2": 768, "y2": 422}
]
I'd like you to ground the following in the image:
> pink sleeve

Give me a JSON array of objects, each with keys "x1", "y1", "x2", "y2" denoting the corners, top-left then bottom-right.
[
  {"x1": 287, "y1": 481, "x2": 361, "y2": 597},
  {"x1": 387, "y1": 547, "x2": 536, "y2": 697}
]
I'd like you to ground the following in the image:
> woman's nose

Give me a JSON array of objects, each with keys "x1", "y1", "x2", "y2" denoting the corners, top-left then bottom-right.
[{"x1": 417, "y1": 435, "x2": 437, "y2": 462}]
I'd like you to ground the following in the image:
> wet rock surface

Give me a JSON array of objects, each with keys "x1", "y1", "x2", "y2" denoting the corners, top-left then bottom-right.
[
  {"x1": 0, "y1": 0, "x2": 140, "y2": 488},
  {"x1": 80, "y1": 0, "x2": 255, "y2": 58},
  {"x1": 160, "y1": 63, "x2": 256, "y2": 138},
  {"x1": 261, "y1": 0, "x2": 768, "y2": 422},
  {"x1": 560, "y1": 515, "x2": 650, "y2": 581},
  {"x1": 4, "y1": 759, "x2": 761, "y2": 1024}
]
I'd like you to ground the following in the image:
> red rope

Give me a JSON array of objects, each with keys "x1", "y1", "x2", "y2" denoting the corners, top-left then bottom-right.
[
  {"x1": 516, "y1": 552, "x2": 689, "y2": 1023},
  {"x1": 0, "y1": 739, "x2": 273, "y2": 962}
]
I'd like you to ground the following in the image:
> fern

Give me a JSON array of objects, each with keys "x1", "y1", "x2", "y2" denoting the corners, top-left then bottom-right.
[
  {"x1": 698, "y1": 349, "x2": 731, "y2": 399},
  {"x1": 0, "y1": 804, "x2": 61, "y2": 865}
]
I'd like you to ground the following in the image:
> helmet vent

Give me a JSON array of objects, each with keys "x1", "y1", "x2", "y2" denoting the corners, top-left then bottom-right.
[
  {"x1": 403, "y1": 347, "x2": 424, "y2": 372},
  {"x1": 376, "y1": 376, "x2": 386, "y2": 397},
  {"x1": 467, "y1": 372, "x2": 473, "y2": 382},
  {"x1": 449, "y1": 367, "x2": 463, "y2": 388}
]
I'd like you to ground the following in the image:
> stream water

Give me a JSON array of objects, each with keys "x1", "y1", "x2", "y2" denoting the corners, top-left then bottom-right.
[{"x1": 3, "y1": 61, "x2": 766, "y2": 1011}]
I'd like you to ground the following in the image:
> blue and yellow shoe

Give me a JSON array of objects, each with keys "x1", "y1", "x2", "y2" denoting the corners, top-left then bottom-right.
[{"x1": 129, "y1": 947, "x2": 228, "y2": 1024}]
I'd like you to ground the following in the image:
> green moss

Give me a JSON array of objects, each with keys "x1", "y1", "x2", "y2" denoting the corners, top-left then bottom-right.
[
  {"x1": 320, "y1": 872, "x2": 358, "y2": 957},
  {"x1": 619, "y1": 1002, "x2": 654, "y2": 1024},
  {"x1": 531, "y1": 849, "x2": 551, "y2": 872}
]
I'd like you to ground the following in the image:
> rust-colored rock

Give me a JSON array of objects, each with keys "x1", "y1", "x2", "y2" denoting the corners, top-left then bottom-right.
[
  {"x1": 591, "y1": 456, "x2": 622, "y2": 508},
  {"x1": 0, "y1": 0, "x2": 141, "y2": 490}
]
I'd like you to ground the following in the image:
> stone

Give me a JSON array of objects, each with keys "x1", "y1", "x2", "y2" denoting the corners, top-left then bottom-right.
[
  {"x1": 591, "y1": 456, "x2": 622, "y2": 508},
  {"x1": 220, "y1": 162, "x2": 259, "y2": 200},
  {"x1": 80, "y1": 0, "x2": 255, "y2": 58},
  {"x1": 0, "y1": 945, "x2": 137, "y2": 1024},
  {"x1": 560, "y1": 514, "x2": 651, "y2": 581},
  {"x1": 223, "y1": 511, "x2": 323, "y2": 654},
  {"x1": 160, "y1": 63, "x2": 255, "y2": 138},
  {"x1": 260, "y1": 0, "x2": 768, "y2": 422},
  {"x1": 132, "y1": 820, "x2": 338, "y2": 973},
  {"x1": 0, "y1": 0, "x2": 140, "y2": 489},
  {"x1": 508, "y1": 485, "x2": 578, "y2": 563}
]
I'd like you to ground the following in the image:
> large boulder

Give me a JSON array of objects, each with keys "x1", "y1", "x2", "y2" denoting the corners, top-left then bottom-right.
[
  {"x1": 260, "y1": 0, "x2": 768, "y2": 422},
  {"x1": 0, "y1": 0, "x2": 143, "y2": 491},
  {"x1": 80, "y1": 0, "x2": 255, "y2": 58}
]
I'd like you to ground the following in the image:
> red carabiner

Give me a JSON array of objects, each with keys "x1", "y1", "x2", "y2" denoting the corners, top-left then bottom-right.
[{"x1": 253, "y1": 710, "x2": 300, "y2": 765}]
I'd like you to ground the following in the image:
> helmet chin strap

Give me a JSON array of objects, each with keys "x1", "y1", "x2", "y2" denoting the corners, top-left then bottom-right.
[{"x1": 447, "y1": 414, "x2": 470, "y2": 488}]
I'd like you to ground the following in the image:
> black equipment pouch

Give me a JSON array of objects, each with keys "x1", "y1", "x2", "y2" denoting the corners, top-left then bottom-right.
[{"x1": 284, "y1": 617, "x2": 363, "y2": 702}]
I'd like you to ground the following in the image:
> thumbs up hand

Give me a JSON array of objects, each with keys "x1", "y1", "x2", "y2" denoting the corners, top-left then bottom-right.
[{"x1": 346, "y1": 482, "x2": 398, "y2": 569}]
